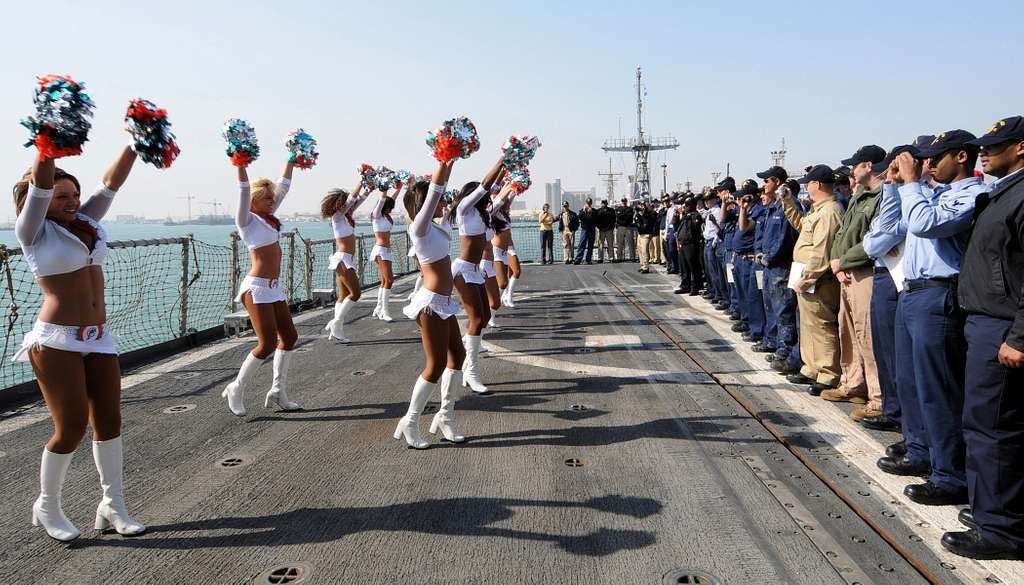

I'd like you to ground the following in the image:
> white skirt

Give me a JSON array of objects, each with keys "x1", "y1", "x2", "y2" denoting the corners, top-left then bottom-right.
[
  {"x1": 235, "y1": 275, "x2": 287, "y2": 304},
  {"x1": 479, "y1": 259, "x2": 496, "y2": 279},
  {"x1": 493, "y1": 246, "x2": 509, "y2": 264},
  {"x1": 329, "y1": 251, "x2": 356, "y2": 270},
  {"x1": 13, "y1": 321, "x2": 119, "y2": 362},
  {"x1": 370, "y1": 245, "x2": 393, "y2": 262},
  {"x1": 452, "y1": 258, "x2": 485, "y2": 285},
  {"x1": 403, "y1": 287, "x2": 463, "y2": 321}
]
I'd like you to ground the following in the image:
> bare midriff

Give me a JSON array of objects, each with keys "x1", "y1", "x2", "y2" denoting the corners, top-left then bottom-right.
[
  {"x1": 459, "y1": 234, "x2": 487, "y2": 263},
  {"x1": 374, "y1": 231, "x2": 391, "y2": 248},
  {"x1": 249, "y1": 242, "x2": 282, "y2": 279},
  {"x1": 420, "y1": 258, "x2": 454, "y2": 296},
  {"x1": 36, "y1": 266, "x2": 106, "y2": 325},
  {"x1": 336, "y1": 235, "x2": 356, "y2": 256}
]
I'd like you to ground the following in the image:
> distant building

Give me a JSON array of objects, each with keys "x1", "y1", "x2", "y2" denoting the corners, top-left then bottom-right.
[
  {"x1": 114, "y1": 214, "x2": 146, "y2": 224},
  {"x1": 511, "y1": 199, "x2": 527, "y2": 211},
  {"x1": 544, "y1": 179, "x2": 597, "y2": 210}
]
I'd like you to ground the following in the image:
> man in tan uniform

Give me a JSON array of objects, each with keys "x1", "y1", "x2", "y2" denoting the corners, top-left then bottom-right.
[
  {"x1": 782, "y1": 165, "x2": 845, "y2": 392},
  {"x1": 826, "y1": 145, "x2": 886, "y2": 411},
  {"x1": 556, "y1": 202, "x2": 578, "y2": 264}
]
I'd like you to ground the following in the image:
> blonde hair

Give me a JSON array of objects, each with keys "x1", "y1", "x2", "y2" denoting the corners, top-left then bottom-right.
[{"x1": 251, "y1": 178, "x2": 276, "y2": 206}]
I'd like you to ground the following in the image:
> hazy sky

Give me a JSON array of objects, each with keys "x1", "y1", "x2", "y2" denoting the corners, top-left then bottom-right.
[{"x1": 3, "y1": 0, "x2": 1022, "y2": 220}]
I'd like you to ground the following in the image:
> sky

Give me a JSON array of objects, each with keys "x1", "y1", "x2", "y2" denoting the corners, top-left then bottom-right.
[{"x1": 2, "y1": 0, "x2": 1022, "y2": 221}]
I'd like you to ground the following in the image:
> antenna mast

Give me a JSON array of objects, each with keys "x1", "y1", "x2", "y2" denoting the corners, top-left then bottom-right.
[
  {"x1": 602, "y1": 66, "x2": 679, "y2": 201},
  {"x1": 597, "y1": 158, "x2": 622, "y2": 201}
]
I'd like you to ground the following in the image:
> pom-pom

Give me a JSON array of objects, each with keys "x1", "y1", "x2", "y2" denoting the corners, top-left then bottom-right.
[
  {"x1": 21, "y1": 74, "x2": 95, "y2": 159},
  {"x1": 359, "y1": 164, "x2": 377, "y2": 193},
  {"x1": 222, "y1": 118, "x2": 259, "y2": 167},
  {"x1": 124, "y1": 98, "x2": 180, "y2": 169},
  {"x1": 501, "y1": 135, "x2": 541, "y2": 170},
  {"x1": 444, "y1": 188, "x2": 459, "y2": 206},
  {"x1": 394, "y1": 170, "x2": 414, "y2": 187},
  {"x1": 425, "y1": 117, "x2": 480, "y2": 163},
  {"x1": 374, "y1": 166, "x2": 396, "y2": 191},
  {"x1": 286, "y1": 128, "x2": 319, "y2": 169},
  {"x1": 508, "y1": 168, "x2": 532, "y2": 194}
]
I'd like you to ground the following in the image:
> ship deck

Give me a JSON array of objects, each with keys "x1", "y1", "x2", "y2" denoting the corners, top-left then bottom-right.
[{"x1": 0, "y1": 263, "x2": 1020, "y2": 585}]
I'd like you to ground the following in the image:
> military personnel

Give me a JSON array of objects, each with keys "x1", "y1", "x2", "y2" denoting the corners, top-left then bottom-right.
[
  {"x1": 944, "y1": 116, "x2": 1024, "y2": 560},
  {"x1": 782, "y1": 165, "x2": 845, "y2": 393},
  {"x1": 756, "y1": 171, "x2": 799, "y2": 359},
  {"x1": 735, "y1": 179, "x2": 766, "y2": 341}
]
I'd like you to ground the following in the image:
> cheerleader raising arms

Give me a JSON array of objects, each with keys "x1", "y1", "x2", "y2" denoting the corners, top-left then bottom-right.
[
  {"x1": 322, "y1": 180, "x2": 368, "y2": 342},
  {"x1": 14, "y1": 145, "x2": 145, "y2": 541},
  {"x1": 453, "y1": 159, "x2": 507, "y2": 394},
  {"x1": 370, "y1": 182, "x2": 402, "y2": 322},
  {"x1": 395, "y1": 159, "x2": 467, "y2": 448},
  {"x1": 223, "y1": 159, "x2": 300, "y2": 416}
]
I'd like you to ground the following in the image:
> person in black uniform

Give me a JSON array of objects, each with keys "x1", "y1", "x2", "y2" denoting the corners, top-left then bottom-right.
[
  {"x1": 574, "y1": 198, "x2": 597, "y2": 265},
  {"x1": 673, "y1": 197, "x2": 704, "y2": 295},
  {"x1": 942, "y1": 116, "x2": 1024, "y2": 561},
  {"x1": 614, "y1": 198, "x2": 638, "y2": 262},
  {"x1": 594, "y1": 200, "x2": 617, "y2": 263}
]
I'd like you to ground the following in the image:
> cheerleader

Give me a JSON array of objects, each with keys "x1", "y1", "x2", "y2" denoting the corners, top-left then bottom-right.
[
  {"x1": 222, "y1": 158, "x2": 301, "y2": 416},
  {"x1": 480, "y1": 221, "x2": 502, "y2": 329},
  {"x1": 394, "y1": 159, "x2": 466, "y2": 448},
  {"x1": 13, "y1": 147, "x2": 145, "y2": 540},
  {"x1": 322, "y1": 180, "x2": 369, "y2": 342},
  {"x1": 370, "y1": 182, "x2": 402, "y2": 322},
  {"x1": 490, "y1": 187, "x2": 522, "y2": 307},
  {"x1": 452, "y1": 159, "x2": 507, "y2": 395}
]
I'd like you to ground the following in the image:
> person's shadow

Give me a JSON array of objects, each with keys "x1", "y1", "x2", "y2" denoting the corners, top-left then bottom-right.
[
  {"x1": 77, "y1": 495, "x2": 662, "y2": 557},
  {"x1": 463, "y1": 417, "x2": 774, "y2": 448}
]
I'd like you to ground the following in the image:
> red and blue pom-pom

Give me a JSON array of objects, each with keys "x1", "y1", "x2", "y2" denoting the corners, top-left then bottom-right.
[
  {"x1": 508, "y1": 168, "x2": 532, "y2": 194},
  {"x1": 125, "y1": 98, "x2": 180, "y2": 169},
  {"x1": 426, "y1": 117, "x2": 480, "y2": 163},
  {"x1": 286, "y1": 128, "x2": 319, "y2": 170},
  {"x1": 222, "y1": 118, "x2": 259, "y2": 167},
  {"x1": 359, "y1": 164, "x2": 378, "y2": 193},
  {"x1": 501, "y1": 135, "x2": 541, "y2": 170},
  {"x1": 21, "y1": 74, "x2": 95, "y2": 159},
  {"x1": 375, "y1": 166, "x2": 396, "y2": 191},
  {"x1": 394, "y1": 170, "x2": 414, "y2": 187}
]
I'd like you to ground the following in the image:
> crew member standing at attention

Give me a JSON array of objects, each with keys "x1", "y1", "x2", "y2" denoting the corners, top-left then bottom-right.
[
  {"x1": 881, "y1": 133, "x2": 987, "y2": 508},
  {"x1": 702, "y1": 191, "x2": 723, "y2": 302},
  {"x1": 824, "y1": 145, "x2": 886, "y2": 409},
  {"x1": 636, "y1": 201, "x2": 659, "y2": 274},
  {"x1": 595, "y1": 199, "x2": 616, "y2": 263},
  {"x1": 734, "y1": 180, "x2": 766, "y2": 342},
  {"x1": 859, "y1": 142, "x2": 927, "y2": 433},
  {"x1": 662, "y1": 195, "x2": 679, "y2": 274},
  {"x1": 538, "y1": 202, "x2": 554, "y2": 265},
  {"x1": 943, "y1": 116, "x2": 1024, "y2": 560},
  {"x1": 673, "y1": 197, "x2": 704, "y2": 294},
  {"x1": 556, "y1": 201, "x2": 578, "y2": 264},
  {"x1": 615, "y1": 197, "x2": 637, "y2": 262},
  {"x1": 782, "y1": 165, "x2": 844, "y2": 394},
  {"x1": 757, "y1": 173, "x2": 799, "y2": 360},
  {"x1": 575, "y1": 198, "x2": 597, "y2": 264}
]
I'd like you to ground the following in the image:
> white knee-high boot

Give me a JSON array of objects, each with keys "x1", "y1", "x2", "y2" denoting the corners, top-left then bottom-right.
[
  {"x1": 265, "y1": 349, "x2": 300, "y2": 410},
  {"x1": 461, "y1": 335, "x2": 490, "y2": 395},
  {"x1": 379, "y1": 288, "x2": 394, "y2": 322},
  {"x1": 325, "y1": 298, "x2": 354, "y2": 342},
  {"x1": 429, "y1": 368, "x2": 465, "y2": 443},
  {"x1": 407, "y1": 275, "x2": 423, "y2": 300},
  {"x1": 393, "y1": 377, "x2": 436, "y2": 449},
  {"x1": 92, "y1": 437, "x2": 145, "y2": 535},
  {"x1": 32, "y1": 449, "x2": 79, "y2": 542},
  {"x1": 503, "y1": 276, "x2": 518, "y2": 307},
  {"x1": 488, "y1": 307, "x2": 499, "y2": 328},
  {"x1": 371, "y1": 287, "x2": 383, "y2": 319},
  {"x1": 222, "y1": 352, "x2": 264, "y2": 416}
]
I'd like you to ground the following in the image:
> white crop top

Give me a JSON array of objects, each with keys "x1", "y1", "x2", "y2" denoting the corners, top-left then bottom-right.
[
  {"x1": 331, "y1": 191, "x2": 368, "y2": 238},
  {"x1": 456, "y1": 185, "x2": 488, "y2": 236},
  {"x1": 371, "y1": 188, "x2": 400, "y2": 233},
  {"x1": 15, "y1": 183, "x2": 114, "y2": 278},
  {"x1": 409, "y1": 183, "x2": 452, "y2": 265},
  {"x1": 236, "y1": 178, "x2": 290, "y2": 250}
]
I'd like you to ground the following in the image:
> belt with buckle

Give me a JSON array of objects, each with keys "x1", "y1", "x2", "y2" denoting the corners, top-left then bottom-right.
[
  {"x1": 873, "y1": 267, "x2": 889, "y2": 275},
  {"x1": 905, "y1": 277, "x2": 957, "y2": 292}
]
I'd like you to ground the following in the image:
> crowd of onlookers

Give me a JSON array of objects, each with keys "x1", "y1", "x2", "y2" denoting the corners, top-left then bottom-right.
[{"x1": 538, "y1": 117, "x2": 1024, "y2": 562}]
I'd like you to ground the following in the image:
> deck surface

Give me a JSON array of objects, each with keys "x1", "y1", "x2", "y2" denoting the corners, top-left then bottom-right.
[{"x1": 0, "y1": 263, "x2": 1018, "y2": 585}]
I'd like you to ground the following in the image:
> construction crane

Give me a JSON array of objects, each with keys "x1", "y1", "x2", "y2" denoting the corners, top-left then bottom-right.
[
  {"x1": 199, "y1": 200, "x2": 227, "y2": 217},
  {"x1": 602, "y1": 66, "x2": 679, "y2": 201}
]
